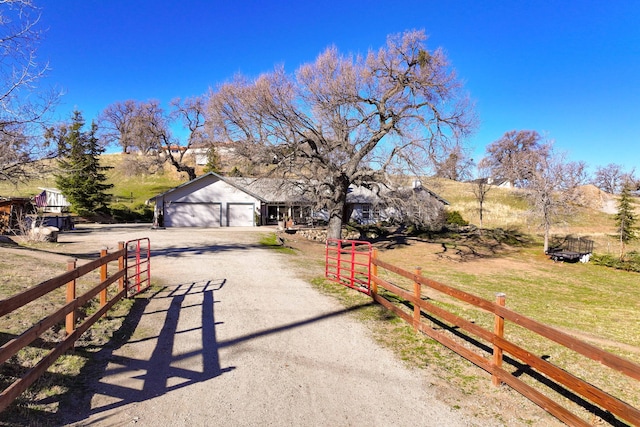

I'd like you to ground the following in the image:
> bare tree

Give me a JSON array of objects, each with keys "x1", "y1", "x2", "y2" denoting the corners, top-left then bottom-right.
[
  {"x1": 99, "y1": 99, "x2": 163, "y2": 155},
  {"x1": 98, "y1": 99, "x2": 139, "y2": 153},
  {"x1": 484, "y1": 130, "x2": 550, "y2": 188},
  {"x1": 433, "y1": 144, "x2": 474, "y2": 181},
  {"x1": 592, "y1": 163, "x2": 624, "y2": 194},
  {"x1": 384, "y1": 183, "x2": 447, "y2": 230},
  {"x1": 471, "y1": 160, "x2": 492, "y2": 228},
  {"x1": 100, "y1": 97, "x2": 208, "y2": 180},
  {"x1": 164, "y1": 96, "x2": 207, "y2": 180},
  {"x1": 207, "y1": 30, "x2": 475, "y2": 238},
  {"x1": 0, "y1": 0, "x2": 58, "y2": 182},
  {"x1": 524, "y1": 149, "x2": 587, "y2": 253},
  {"x1": 592, "y1": 164, "x2": 639, "y2": 195}
]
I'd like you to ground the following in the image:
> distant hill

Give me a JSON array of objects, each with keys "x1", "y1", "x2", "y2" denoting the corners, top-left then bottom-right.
[{"x1": 422, "y1": 177, "x2": 626, "y2": 236}]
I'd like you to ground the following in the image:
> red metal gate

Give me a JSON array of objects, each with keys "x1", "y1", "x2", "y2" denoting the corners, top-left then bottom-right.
[
  {"x1": 125, "y1": 238, "x2": 151, "y2": 296},
  {"x1": 325, "y1": 239, "x2": 372, "y2": 295}
]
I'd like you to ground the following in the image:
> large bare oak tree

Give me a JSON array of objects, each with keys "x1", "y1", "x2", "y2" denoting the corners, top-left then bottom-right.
[
  {"x1": 0, "y1": 0, "x2": 58, "y2": 182},
  {"x1": 207, "y1": 30, "x2": 475, "y2": 238}
]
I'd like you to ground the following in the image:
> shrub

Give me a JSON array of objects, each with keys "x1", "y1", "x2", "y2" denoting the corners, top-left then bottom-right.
[
  {"x1": 446, "y1": 210, "x2": 468, "y2": 226},
  {"x1": 109, "y1": 203, "x2": 135, "y2": 222},
  {"x1": 591, "y1": 251, "x2": 640, "y2": 272},
  {"x1": 109, "y1": 202, "x2": 154, "y2": 223},
  {"x1": 131, "y1": 203, "x2": 154, "y2": 222}
]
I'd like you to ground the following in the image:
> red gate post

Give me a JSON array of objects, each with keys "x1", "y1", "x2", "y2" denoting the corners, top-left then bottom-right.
[
  {"x1": 371, "y1": 248, "x2": 378, "y2": 296},
  {"x1": 413, "y1": 267, "x2": 422, "y2": 330},
  {"x1": 492, "y1": 292, "x2": 506, "y2": 386},
  {"x1": 335, "y1": 239, "x2": 342, "y2": 284},
  {"x1": 118, "y1": 242, "x2": 125, "y2": 292},
  {"x1": 100, "y1": 248, "x2": 108, "y2": 314},
  {"x1": 145, "y1": 239, "x2": 151, "y2": 289},
  {"x1": 135, "y1": 240, "x2": 141, "y2": 292},
  {"x1": 65, "y1": 258, "x2": 77, "y2": 335}
]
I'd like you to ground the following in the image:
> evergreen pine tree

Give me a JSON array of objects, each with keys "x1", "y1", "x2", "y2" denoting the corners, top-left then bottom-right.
[
  {"x1": 614, "y1": 185, "x2": 637, "y2": 259},
  {"x1": 54, "y1": 111, "x2": 113, "y2": 216},
  {"x1": 203, "y1": 145, "x2": 222, "y2": 174}
]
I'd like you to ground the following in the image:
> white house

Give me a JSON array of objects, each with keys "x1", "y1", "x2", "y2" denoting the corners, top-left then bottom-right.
[{"x1": 148, "y1": 173, "x2": 448, "y2": 228}]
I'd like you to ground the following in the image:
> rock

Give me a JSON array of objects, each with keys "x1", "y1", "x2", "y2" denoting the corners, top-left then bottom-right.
[{"x1": 30, "y1": 226, "x2": 59, "y2": 242}]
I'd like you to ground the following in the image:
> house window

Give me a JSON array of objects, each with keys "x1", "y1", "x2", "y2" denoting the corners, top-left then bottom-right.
[{"x1": 362, "y1": 205, "x2": 371, "y2": 220}]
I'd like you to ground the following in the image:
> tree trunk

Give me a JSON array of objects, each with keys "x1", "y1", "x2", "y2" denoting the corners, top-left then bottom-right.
[
  {"x1": 327, "y1": 215, "x2": 343, "y2": 240},
  {"x1": 167, "y1": 154, "x2": 196, "y2": 181},
  {"x1": 326, "y1": 178, "x2": 352, "y2": 240},
  {"x1": 543, "y1": 217, "x2": 551, "y2": 254}
]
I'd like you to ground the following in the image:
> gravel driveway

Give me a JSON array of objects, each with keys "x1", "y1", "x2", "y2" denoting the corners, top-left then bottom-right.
[{"x1": 55, "y1": 224, "x2": 476, "y2": 426}]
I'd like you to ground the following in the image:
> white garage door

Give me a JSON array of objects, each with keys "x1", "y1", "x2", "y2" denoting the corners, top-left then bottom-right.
[
  {"x1": 165, "y1": 203, "x2": 221, "y2": 227},
  {"x1": 227, "y1": 203, "x2": 254, "y2": 227}
]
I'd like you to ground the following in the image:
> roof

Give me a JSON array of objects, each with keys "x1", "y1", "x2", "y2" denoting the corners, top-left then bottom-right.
[
  {"x1": 38, "y1": 187, "x2": 64, "y2": 194},
  {"x1": 148, "y1": 172, "x2": 448, "y2": 206},
  {"x1": 147, "y1": 172, "x2": 267, "y2": 203},
  {"x1": 226, "y1": 177, "x2": 315, "y2": 204},
  {"x1": 0, "y1": 197, "x2": 32, "y2": 207}
]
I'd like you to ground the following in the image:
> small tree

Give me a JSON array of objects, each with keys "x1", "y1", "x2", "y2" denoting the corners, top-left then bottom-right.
[
  {"x1": 614, "y1": 185, "x2": 637, "y2": 259},
  {"x1": 202, "y1": 144, "x2": 222, "y2": 174},
  {"x1": 50, "y1": 111, "x2": 113, "y2": 216},
  {"x1": 471, "y1": 160, "x2": 492, "y2": 228},
  {"x1": 523, "y1": 148, "x2": 586, "y2": 253}
]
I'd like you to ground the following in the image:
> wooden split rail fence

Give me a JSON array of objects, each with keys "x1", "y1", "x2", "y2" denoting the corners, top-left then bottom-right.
[
  {"x1": 326, "y1": 239, "x2": 640, "y2": 426},
  {"x1": 0, "y1": 239, "x2": 150, "y2": 412}
]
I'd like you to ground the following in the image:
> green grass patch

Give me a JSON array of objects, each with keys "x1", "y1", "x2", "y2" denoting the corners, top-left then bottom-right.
[{"x1": 258, "y1": 232, "x2": 297, "y2": 254}]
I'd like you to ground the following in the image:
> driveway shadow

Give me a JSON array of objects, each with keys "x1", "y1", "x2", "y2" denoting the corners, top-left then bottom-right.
[
  {"x1": 58, "y1": 279, "x2": 373, "y2": 425},
  {"x1": 58, "y1": 279, "x2": 234, "y2": 424}
]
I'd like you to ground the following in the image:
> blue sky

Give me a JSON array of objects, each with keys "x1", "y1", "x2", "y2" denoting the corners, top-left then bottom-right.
[{"x1": 37, "y1": 1, "x2": 639, "y2": 173}]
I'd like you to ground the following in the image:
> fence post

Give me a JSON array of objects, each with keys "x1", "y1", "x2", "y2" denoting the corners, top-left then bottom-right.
[
  {"x1": 371, "y1": 248, "x2": 378, "y2": 296},
  {"x1": 118, "y1": 241, "x2": 125, "y2": 293},
  {"x1": 413, "y1": 267, "x2": 422, "y2": 330},
  {"x1": 100, "y1": 247, "x2": 108, "y2": 315},
  {"x1": 65, "y1": 258, "x2": 77, "y2": 335},
  {"x1": 492, "y1": 292, "x2": 506, "y2": 386}
]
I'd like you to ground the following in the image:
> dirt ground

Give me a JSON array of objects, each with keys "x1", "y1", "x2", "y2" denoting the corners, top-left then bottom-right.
[
  {"x1": 45, "y1": 224, "x2": 477, "y2": 426},
  {"x1": 4, "y1": 224, "x2": 564, "y2": 426}
]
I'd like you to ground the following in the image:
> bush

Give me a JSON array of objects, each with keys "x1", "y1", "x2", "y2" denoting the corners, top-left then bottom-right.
[
  {"x1": 110, "y1": 203, "x2": 135, "y2": 222},
  {"x1": 109, "y1": 203, "x2": 153, "y2": 223},
  {"x1": 346, "y1": 223, "x2": 389, "y2": 239},
  {"x1": 591, "y1": 252, "x2": 640, "y2": 272},
  {"x1": 445, "y1": 210, "x2": 468, "y2": 226},
  {"x1": 131, "y1": 203, "x2": 154, "y2": 222}
]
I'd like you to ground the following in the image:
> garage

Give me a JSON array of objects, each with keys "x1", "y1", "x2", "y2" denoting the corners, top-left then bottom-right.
[
  {"x1": 227, "y1": 203, "x2": 255, "y2": 227},
  {"x1": 164, "y1": 202, "x2": 221, "y2": 227}
]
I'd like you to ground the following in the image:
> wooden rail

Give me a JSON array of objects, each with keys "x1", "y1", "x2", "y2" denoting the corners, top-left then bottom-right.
[
  {"x1": 0, "y1": 242, "x2": 128, "y2": 412},
  {"x1": 371, "y1": 249, "x2": 640, "y2": 426}
]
